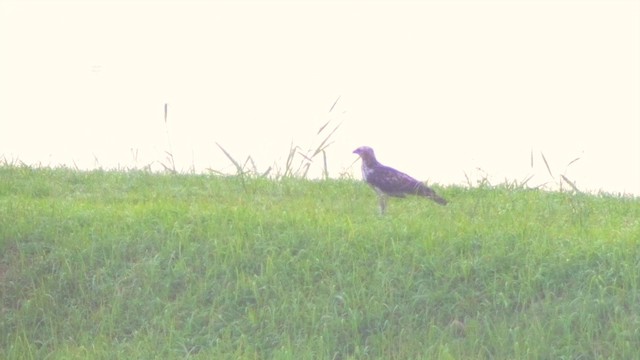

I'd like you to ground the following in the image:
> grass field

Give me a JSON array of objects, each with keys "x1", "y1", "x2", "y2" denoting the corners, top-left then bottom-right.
[{"x1": 1, "y1": 165, "x2": 639, "y2": 359}]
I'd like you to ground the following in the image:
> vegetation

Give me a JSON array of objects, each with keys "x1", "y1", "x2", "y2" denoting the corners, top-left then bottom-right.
[{"x1": 1, "y1": 165, "x2": 639, "y2": 359}]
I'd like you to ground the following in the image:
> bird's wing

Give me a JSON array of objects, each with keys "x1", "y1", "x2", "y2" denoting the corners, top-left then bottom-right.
[{"x1": 366, "y1": 165, "x2": 423, "y2": 197}]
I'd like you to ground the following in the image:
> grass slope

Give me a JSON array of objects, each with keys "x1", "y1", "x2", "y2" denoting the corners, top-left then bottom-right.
[{"x1": 1, "y1": 166, "x2": 639, "y2": 359}]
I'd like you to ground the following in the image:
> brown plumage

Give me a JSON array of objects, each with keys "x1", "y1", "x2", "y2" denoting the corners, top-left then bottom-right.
[{"x1": 353, "y1": 146, "x2": 447, "y2": 213}]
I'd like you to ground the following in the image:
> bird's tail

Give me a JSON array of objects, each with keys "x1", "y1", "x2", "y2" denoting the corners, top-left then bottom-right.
[
  {"x1": 430, "y1": 194, "x2": 448, "y2": 205},
  {"x1": 418, "y1": 185, "x2": 448, "y2": 205}
]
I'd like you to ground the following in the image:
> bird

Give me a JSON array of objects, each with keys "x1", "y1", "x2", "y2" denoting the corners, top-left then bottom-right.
[{"x1": 353, "y1": 146, "x2": 447, "y2": 214}]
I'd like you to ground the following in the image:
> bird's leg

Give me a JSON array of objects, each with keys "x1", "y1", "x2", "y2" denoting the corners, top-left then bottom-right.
[{"x1": 378, "y1": 194, "x2": 388, "y2": 215}]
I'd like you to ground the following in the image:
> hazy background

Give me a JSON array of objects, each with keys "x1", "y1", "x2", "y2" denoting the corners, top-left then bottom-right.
[{"x1": 1, "y1": 1, "x2": 638, "y2": 195}]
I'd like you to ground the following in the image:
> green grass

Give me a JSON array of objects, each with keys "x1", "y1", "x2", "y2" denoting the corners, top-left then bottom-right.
[{"x1": 1, "y1": 165, "x2": 639, "y2": 359}]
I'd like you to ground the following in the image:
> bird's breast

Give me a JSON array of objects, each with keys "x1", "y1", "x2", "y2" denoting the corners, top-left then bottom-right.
[{"x1": 362, "y1": 164, "x2": 375, "y2": 181}]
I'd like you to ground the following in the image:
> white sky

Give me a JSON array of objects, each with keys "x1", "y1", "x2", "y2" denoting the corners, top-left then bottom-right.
[{"x1": 1, "y1": 0, "x2": 639, "y2": 195}]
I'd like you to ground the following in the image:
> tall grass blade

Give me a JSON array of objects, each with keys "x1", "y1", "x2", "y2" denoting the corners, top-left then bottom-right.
[
  {"x1": 216, "y1": 142, "x2": 244, "y2": 176},
  {"x1": 283, "y1": 143, "x2": 298, "y2": 178},
  {"x1": 519, "y1": 174, "x2": 534, "y2": 187},
  {"x1": 164, "y1": 103, "x2": 168, "y2": 123},
  {"x1": 561, "y1": 175, "x2": 580, "y2": 193},
  {"x1": 567, "y1": 157, "x2": 581, "y2": 167},
  {"x1": 312, "y1": 123, "x2": 341, "y2": 158},
  {"x1": 329, "y1": 95, "x2": 341, "y2": 112},
  {"x1": 162, "y1": 103, "x2": 176, "y2": 173},
  {"x1": 161, "y1": 151, "x2": 177, "y2": 173},
  {"x1": 301, "y1": 163, "x2": 311, "y2": 178},
  {"x1": 317, "y1": 120, "x2": 331, "y2": 135},
  {"x1": 322, "y1": 150, "x2": 328, "y2": 179},
  {"x1": 464, "y1": 172, "x2": 472, "y2": 187},
  {"x1": 244, "y1": 156, "x2": 257, "y2": 174},
  {"x1": 540, "y1": 152, "x2": 553, "y2": 178},
  {"x1": 296, "y1": 151, "x2": 313, "y2": 162},
  {"x1": 530, "y1": 149, "x2": 534, "y2": 168}
]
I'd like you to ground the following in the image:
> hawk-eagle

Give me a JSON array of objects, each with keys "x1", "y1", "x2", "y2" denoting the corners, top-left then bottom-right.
[{"x1": 353, "y1": 146, "x2": 447, "y2": 214}]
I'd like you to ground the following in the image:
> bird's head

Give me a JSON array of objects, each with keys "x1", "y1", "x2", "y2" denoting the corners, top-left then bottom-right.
[{"x1": 353, "y1": 146, "x2": 378, "y2": 165}]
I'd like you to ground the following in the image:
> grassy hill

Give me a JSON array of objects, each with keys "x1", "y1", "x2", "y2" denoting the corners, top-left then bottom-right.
[{"x1": 1, "y1": 166, "x2": 639, "y2": 359}]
